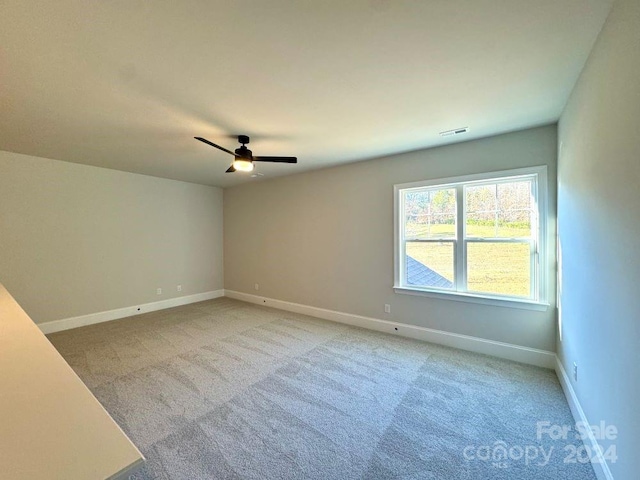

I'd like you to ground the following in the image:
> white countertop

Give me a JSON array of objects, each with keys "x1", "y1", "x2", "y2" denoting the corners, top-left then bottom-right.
[{"x1": 0, "y1": 284, "x2": 144, "y2": 479}]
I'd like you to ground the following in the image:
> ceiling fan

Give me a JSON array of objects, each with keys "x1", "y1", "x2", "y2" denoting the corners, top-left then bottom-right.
[{"x1": 195, "y1": 135, "x2": 297, "y2": 173}]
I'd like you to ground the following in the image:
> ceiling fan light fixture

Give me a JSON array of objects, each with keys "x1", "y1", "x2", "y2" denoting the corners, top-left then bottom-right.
[{"x1": 233, "y1": 157, "x2": 254, "y2": 172}]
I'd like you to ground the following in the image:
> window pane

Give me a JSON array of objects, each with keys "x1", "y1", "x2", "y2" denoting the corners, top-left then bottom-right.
[
  {"x1": 404, "y1": 188, "x2": 456, "y2": 239},
  {"x1": 496, "y1": 181, "x2": 533, "y2": 238},
  {"x1": 466, "y1": 180, "x2": 534, "y2": 238},
  {"x1": 466, "y1": 184, "x2": 497, "y2": 238},
  {"x1": 466, "y1": 242, "x2": 531, "y2": 297},
  {"x1": 466, "y1": 213, "x2": 497, "y2": 238},
  {"x1": 497, "y1": 181, "x2": 531, "y2": 211},
  {"x1": 497, "y1": 211, "x2": 531, "y2": 238},
  {"x1": 405, "y1": 241, "x2": 454, "y2": 289},
  {"x1": 466, "y1": 184, "x2": 496, "y2": 214}
]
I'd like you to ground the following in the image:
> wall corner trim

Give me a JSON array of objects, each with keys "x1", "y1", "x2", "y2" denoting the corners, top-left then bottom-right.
[
  {"x1": 224, "y1": 290, "x2": 556, "y2": 369},
  {"x1": 37, "y1": 290, "x2": 225, "y2": 334},
  {"x1": 555, "y1": 357, "x2": 614, "y2": 480}
]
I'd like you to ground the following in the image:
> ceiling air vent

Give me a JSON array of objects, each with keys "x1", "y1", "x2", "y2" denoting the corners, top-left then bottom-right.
[{"x1": 439, "y1": 127, "x2": 469, "y2": 137}]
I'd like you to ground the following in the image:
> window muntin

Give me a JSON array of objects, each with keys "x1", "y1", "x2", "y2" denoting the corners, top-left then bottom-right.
[{"x1": 396, "y1": 167, "x2": 546, "y2": 304}]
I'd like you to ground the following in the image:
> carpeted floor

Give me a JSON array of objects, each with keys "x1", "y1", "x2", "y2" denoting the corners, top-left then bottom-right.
[{"x1": 48, "y1": 298, "x2": 596, "y2": 479}]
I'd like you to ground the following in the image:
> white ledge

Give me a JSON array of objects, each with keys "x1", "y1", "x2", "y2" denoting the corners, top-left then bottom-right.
[
  {"x1": 393, "y1": 287, "x2": 550, "y2": 311},
  {"x1": 0, "y1": 283, "x2": 144, "y2": 480}
]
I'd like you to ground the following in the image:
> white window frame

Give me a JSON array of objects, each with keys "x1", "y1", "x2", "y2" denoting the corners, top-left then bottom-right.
[{"x1": 394, "y1": 166, "x2": 549, "y2": 311}]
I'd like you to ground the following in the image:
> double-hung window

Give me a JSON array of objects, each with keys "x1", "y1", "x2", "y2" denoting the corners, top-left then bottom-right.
[{"x1": 394, "y1": 166, "x2": 547, "y2": 309}]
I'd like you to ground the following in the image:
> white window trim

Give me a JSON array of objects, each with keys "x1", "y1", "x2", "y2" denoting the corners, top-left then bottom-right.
[{"x1": 393, "y1": 166, "x2": 549, "y2": 311}]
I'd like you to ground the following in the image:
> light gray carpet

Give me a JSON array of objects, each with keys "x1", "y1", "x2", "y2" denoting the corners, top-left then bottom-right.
[{"x1": 48, "y1": 298, "x2": 596, "y2": 479}]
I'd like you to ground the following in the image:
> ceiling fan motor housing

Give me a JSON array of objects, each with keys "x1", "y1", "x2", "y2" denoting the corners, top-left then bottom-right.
[{"x1": 234, "y1": 146, "x2": 253, "y2": 159}]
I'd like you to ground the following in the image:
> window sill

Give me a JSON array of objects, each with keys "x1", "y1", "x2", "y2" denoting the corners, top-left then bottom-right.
[{"x1": 393, "y1": 287, "x2": 550, "y2": 311}]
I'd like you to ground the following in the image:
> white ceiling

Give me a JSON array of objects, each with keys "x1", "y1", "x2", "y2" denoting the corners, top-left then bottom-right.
[{"x1": 1, "y1": 1, "x2": 612, "y2": 188}]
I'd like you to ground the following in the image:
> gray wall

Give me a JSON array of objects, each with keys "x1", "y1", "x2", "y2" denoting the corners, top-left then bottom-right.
[
  {"x1": 557, "y1": 0, "x2": 640, "y2": 477},
  {"x1": 225, "y1": 125, "x2": 557, "y2": 351},
  {"x1": 0, "y1": 150, "x2": 224, "y2": 324}
]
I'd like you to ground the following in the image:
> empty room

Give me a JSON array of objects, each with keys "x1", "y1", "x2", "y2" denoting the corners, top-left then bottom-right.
[{"x1": 1, "y1": 1, "x2": 638, "y2": 479}]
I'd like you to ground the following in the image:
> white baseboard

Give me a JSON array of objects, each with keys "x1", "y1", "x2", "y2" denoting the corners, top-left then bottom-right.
[
  {"x1": 555, "y1": 358, "x2": 613, "y2": 480},
  {"x1": 38, "y1": 290, "x2": 225, "y2": 335},
  {"x1": 224, "y1": 290, "x2": 556, "y2": 369},
  {"x1": 36, "y1": 287, "x2": 610, "y2": 479}
]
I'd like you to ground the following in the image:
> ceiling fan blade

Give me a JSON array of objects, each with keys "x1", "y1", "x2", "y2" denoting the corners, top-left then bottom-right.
[
  {"x1": 194, "y1": 137, "x2": 235, "y2": 156},
  {"x1": 225, "y1": 165, "x2": 236, "y2": 173},
  {"x1": 253, "y1": 156, "x2": 297, "y2": 163}
]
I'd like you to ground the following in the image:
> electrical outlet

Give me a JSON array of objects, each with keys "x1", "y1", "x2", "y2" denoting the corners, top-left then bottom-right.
[
  {"x1": 177, "y1": 285, "x2": 182, "y2": 292},
  {"x1": 156, "y1": 288, "x2": 162, "y2": 295},
  {"x1": 384, "y1": 304, "x2": 391, "y2": 314},
  {"x1": 254, "y1": 283, "x2": 260, "y2": 291},
  {"x1": 573, "y1": 362, "x2": 578, "y2": 382}
]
